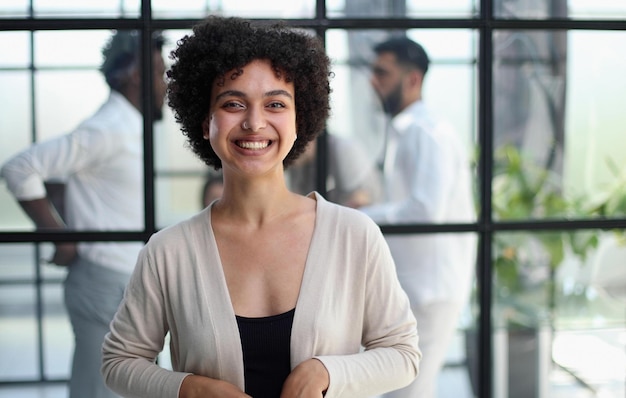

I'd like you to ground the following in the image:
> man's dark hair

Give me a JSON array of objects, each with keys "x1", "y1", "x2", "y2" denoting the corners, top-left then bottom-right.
[
  {"x1": 101, "y1": 30, "x2": 165, "y2": 91},
  {"x1": 373, "y1": 36, "x2": 430, "y2": 74},
  {"x1": 167, "y1": 16, "x2": 332, "y2": 170}
]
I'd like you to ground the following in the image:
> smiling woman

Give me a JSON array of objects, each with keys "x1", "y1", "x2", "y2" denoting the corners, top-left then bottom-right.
[
  {"x1": 166, "y1": 16, "x2": 330, "y2": 171},
  {"x1": 101, "y1": 15, "x2": 420, "y2": 398},
  {"x1": 1, "y1": 2, "x2": 626, "y2": 398},
  {"x1": 205, "y1": 59, "x2": 298, "y2": 176}
]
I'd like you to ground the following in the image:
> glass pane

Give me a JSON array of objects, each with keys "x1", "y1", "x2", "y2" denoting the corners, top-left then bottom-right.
[
  {"x1": 34, "y1": 30, "x2": 111, "y2": 67},
  {"x1": 566, "y1": 31, "x2": 626, "y2": 219},
  {"x1": 199, "y1": 171, "x2": 224, "y2": 209},
  {"x1": 35, "y1": 70, "x2": 109, "y2": 141},
  {"x1": 155, "y1": 29, "x2": 197, "y2": 177},
  {"x1": 494, "y1": 0, "x2": 626, "y2": 20},
  {"x1": 2, "y1": 29, "x2": 155, "y2": 233},
  {"x1": 32, "y1": 0, "x2": 140, "y2": 18},
  {"x1": 162, "y1": 29, "x2": 191, "y2": 66},
  {"x1": 155, "y1": 29, "x2": 209, "y2": 228},
  {"x1": 492, "y1": 230, "x2": 626, "y2": 397},
  {"x1": 570, "y1": 0, "x2": 626, "y2": 19},
  {"x1": 0, "y1": 69, "x2": 32, "y2": 231},
  {"x1": 156, "y1": 174, "x2": 207, "y2": 229},
  {"x1": 0, "y1": 285, "x2": 39, "y2": 380},
  {"x1": 0, "y1": 31, "x2": 30, "y2": 67},
  {"x1": 0, "y1": 385, "x2": 67, "y2": 397},
  {"x1": 217, "y1": 0, "x2": 315, "y2": 18},
  {"x1": 493, "y1": 30, "x2": 626, "y2": 221},
  {"x1": 43, "y1": 283, "x2": 71, "y2": 379},
  {"x1": 0, "y1": 244, "x2": 35, "y2": 281},
  {"x1": 326, "y1": 28, "x2": 478, "y2": 224},
  {"x1": 328, "y1": 0, "x2": 478, "y2": 18},
  {"x1": 154, "y1": 109, "x2": 202, "y2": 173},
  {"x1": 31, "y1": 30, "x2": 113, "y2": 141},
  {"x1": 0, "y1": 71, "x2": 31, "y2": 160},
  {"x1": 0, "y1": 0, "x2": 29, "y2": 17},
  {"x1": 494, "y1": 0, "x2": 565, "y2": 19},
  {"x1": 448, "y1": 232, "x2": 479, "y2": 398},
  {"x1": 153, "y1": 0, "x2": 315, "y2": 18},
  {"x1": 286, "y1": 133, "x2": 384, "y2": 207},
  {"x1": 0, "y1": 183, "x2": 31, "y2": 230},
  {"x1": 151, "y1": 0, "x2": 211, "y2": 19},
  {"x1": 382, "y1": 231, "x2": 478, "y2": 396},
  {"x1": 445, "y1": 325, "x2": 477, "y2": 398}
]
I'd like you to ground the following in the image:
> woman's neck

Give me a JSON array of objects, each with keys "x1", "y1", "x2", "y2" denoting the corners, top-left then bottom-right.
[{"x1": 213, "y1": 176, "x2": 302, "y2": 227}]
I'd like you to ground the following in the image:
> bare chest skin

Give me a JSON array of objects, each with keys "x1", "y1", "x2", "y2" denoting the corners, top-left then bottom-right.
[{"x1": 212, "y1": 206, "x2": 316, "y2": 318}]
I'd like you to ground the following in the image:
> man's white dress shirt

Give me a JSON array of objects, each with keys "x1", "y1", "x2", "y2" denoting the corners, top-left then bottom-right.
[
  {"x1": 361, "y1": 100, "x2": 477, "y2": 306},
  {"x1": 1, "y1": 91, "x2": 145, "y2": 274}
]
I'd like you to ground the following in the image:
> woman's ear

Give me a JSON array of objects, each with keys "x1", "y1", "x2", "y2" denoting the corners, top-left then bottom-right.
[{"x1": 202, "y1": 115, "x2": 211, "y2": 139}]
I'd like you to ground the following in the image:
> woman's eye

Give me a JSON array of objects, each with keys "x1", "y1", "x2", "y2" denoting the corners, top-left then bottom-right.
[
  {"x1": 267, "y1": 102, "x2": 285, "y2": 109},
  {"x1": 223, "y1": 101, "x2": 244, "y2": 109}
]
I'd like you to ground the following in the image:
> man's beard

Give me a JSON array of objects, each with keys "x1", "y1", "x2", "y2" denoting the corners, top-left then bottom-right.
[{"x1": 380, "y1": 81, "x2": 403, "y2": 116}]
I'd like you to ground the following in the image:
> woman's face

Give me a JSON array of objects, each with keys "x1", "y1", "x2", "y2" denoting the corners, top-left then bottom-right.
[{"x1": 205, "y1": 59, "x2": 297, "y2": 177}]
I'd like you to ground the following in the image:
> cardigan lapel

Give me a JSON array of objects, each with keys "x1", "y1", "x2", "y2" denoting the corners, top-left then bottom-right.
[{"x1": 291, "y1": 192, "x2": 328, "y2": 366}]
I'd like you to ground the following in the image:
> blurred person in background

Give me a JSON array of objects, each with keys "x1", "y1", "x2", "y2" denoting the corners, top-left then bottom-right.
[
  {"x1": 0, "y1": 30, "x2": 166, "y2": 398},
  {"x1": 201, "y1": 170, "x2": 224, "y2": 208},
  {"x1": 287, "y1": 132, "x2": 382, "y2": 208},
  {"x1": 360, "y1": 36, "x2": 477, "y2": 398}
]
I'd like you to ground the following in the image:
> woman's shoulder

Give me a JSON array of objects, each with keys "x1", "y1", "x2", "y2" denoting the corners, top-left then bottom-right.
[
  {"x1": 314, "y1": 192, "x2": 381, "y2": 233},
  {"x1": 144, "y1": 209, "x2": 211, "y2": 253}
]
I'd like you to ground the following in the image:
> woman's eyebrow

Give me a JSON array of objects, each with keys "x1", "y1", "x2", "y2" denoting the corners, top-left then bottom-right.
[
  {"x1": 215, "y1": 90, "x2": 246, "y2": 101},
  {"x1": 215, "y1": 89, "x2": 293, "y2": 101},
  {"x1": 265, "y1": 89, "x2": 293, "y2": 99}
]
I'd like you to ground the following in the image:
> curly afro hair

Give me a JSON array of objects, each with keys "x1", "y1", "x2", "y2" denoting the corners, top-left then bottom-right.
[{"x1": 167, "y1": 15, "x2": 332, "y2": 170}]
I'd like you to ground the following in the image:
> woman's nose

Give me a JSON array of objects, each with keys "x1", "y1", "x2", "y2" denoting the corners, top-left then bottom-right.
[{"x1": 242, "y1": 107, "x2": 267, "y2": 132}]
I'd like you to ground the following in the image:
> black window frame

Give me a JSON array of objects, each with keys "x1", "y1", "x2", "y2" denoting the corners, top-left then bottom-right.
[{"x1": 1, "y1": 1, "x2": 625, "y2": 397}]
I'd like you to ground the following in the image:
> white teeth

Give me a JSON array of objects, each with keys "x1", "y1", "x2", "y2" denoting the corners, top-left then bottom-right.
[{"x1": 238, "y1": 141, "x2": 269, "y2": 150}]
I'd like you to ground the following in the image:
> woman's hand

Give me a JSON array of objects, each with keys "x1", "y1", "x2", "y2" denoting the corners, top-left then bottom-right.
[
  {"x1": 281, "y1": 358, "x2": 330, "y2": 398},
  {"x1": 179, "y1": 375, "x2": 251, "y2": 398}
]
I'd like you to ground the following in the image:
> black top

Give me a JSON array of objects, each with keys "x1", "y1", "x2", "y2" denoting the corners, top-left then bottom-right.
[{"x1": 236, "y1": 308, "x2": 295, "y2": 398}]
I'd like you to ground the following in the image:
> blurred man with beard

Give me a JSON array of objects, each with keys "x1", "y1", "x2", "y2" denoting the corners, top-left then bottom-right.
[{"x1": 360, "y1": 36, "x2": 477, "y2": 398}]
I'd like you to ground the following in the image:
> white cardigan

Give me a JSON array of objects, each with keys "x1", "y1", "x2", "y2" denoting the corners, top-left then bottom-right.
[{"x1": 102, "y1": 193, "x2": 420, "y2": 398}]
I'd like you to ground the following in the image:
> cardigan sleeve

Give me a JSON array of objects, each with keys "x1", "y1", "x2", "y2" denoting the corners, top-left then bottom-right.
[
  {"x1": 315, "y1": 218, "x2": 421, "y2": 397},
  {"x1": 101, "y1": 245, "x2": 191, "y2": 398}
]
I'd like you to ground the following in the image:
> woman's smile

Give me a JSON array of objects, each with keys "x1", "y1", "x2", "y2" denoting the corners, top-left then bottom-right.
[{"x1": 235, "y1": 140, "x2": 272, "y2": 150}]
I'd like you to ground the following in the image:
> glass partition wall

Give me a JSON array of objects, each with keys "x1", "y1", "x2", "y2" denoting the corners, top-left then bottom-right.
[{"x1": 1, "y1": 1, "x2": 625, "y2": 397}]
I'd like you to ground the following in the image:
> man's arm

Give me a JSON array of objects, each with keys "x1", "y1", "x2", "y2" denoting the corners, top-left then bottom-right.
[
  {"x1": 19, "y1": 198, "x2": 77, "y2": 266},
  {"x1": 19, "y1": 198, "x2": 64, "y2": 230}
]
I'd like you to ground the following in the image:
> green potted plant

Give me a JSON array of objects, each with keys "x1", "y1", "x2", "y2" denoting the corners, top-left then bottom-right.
[
  {"x1": 492, "y1": 145, "x2": 625, "y2": 328},
  {"x1": 486, "y1": 144, "x2": 625, "y2": 397}
]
